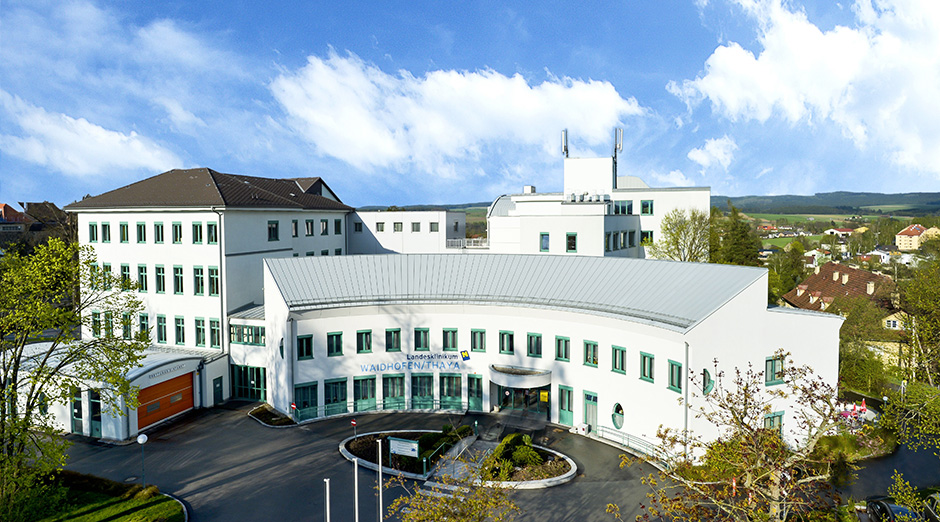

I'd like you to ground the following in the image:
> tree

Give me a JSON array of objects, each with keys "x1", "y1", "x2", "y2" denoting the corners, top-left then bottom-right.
[
  {"x1": 767, "y1": 241, "x2": 807, "y2": 304},
  {"x1": 610, "y1": 352, "x2": 843, "y2": 522},
  {"x1": 0, "y1": 238, "x2": 149, "y2": 520},
  {"x1": 645, "y1": 208, "x2": 710, "y2": 262},
  {"x1": 718, "y1": 203, "x2": 761, "y2": 266},
  {"x1": 899, "y1": 260, "x2": 940, "y2": 386},
  {"x1": 880, "y1": 381, "x2": 940, "y2": 455},
  {"x1": 385, "y1": 453, "x2": 521, "y2": 522},
  {"x1": 827, "y1": 295, "x2": 897, "y2": 395}
]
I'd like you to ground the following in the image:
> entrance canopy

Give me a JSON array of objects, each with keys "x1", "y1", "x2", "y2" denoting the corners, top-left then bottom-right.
[{"x1": 489, "y1": 365, "x2": 552, "y2": 388}]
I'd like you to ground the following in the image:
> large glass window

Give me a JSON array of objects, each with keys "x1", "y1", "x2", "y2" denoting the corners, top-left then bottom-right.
[
  {"x1": 668, "y1": 360, "x2": 683, "y2": 393},
  {"x1": 294, "y1": 382, "x2": 318, "y2": 421},
  {"x1": 356, "y1": 330, "x2": 372, "y2": 353},
  {"x1": 440, "y1": 374, "x2": 462, "y2": 409},
  {"x1": 527, "y1": 333, "x2": 542, "y2": 357},
  {"x1": 414, "y1": 328, "x2": 429, "y2": 351},
  {"x1": 385, "y1": 329, "x2": 401, "y2": 352},
  {"x1": 327, "y1": 332, "x2": 343, "y2": 356},
  {"x1": 443, "y1": 328, "x2": 458, "y2": 351},
  {"x1": 555, "y1": 336, "x2": 570, "y2": 361},
  {"x1": 232, "y1": 365, "x2": 266, "y2": 401},
  {"x1": 499, "y1": 331, "x2": 514, "y2": 354},
  {"x1": 383, "y1": 374, "x2": 405, "y2": 409},
  {"x1": 584, "y1": 341, "x2": 598, "y2": 367},
  {"x1": 324, "y1": 379, "x2": 348, "y2": 415},
  {"x1": 471, "y1": 329, "x2": 485, "y2": 352},
  {"x1": 354, "y1": 376, "x2": 377, "y2": 412},
  {"x1": 298, "y1": 335, "x2": 313, "y2": 359},
  {"x1": 411, "y1": 374, "x2": 433, "y2": 409}
]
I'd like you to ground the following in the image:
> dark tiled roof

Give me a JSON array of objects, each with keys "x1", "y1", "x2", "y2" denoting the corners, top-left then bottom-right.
[
  {"x1": 65, "y1": 168, "x2": 352, "y2": 211},
  {"x1": 782, "y1": 262, "x2": 893, "y2": 311}
]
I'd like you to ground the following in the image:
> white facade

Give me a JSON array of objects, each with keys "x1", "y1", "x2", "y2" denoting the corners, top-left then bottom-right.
[{"x1": 347, "y1": 211, "x2": 466, "y2": 254}]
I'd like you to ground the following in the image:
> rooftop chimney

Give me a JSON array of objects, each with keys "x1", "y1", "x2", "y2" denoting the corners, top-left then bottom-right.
[
  {"x1": 523, "y1": 185, "x2": 536, "y2": 194},
  {"x1": 867, "y1": 281, "x2": 875, "y2": 295},
  {"x1": 842, "y1": 274, "x2": 849, "y2": 285},
  {"x1": 833, "y1": 271, "x2": 839, "y2": 281}
]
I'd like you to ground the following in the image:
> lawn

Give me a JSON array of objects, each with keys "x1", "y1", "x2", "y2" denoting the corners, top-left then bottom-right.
[
  {"x1": 748, "y1": 213, "x2": 876, "y2": 224},
  {"x1": 762, "y1": 235, "x2": 822, "y2": 249},
  {"x1": 35, "y1": 471, "x2": 185, "y2": 522}
]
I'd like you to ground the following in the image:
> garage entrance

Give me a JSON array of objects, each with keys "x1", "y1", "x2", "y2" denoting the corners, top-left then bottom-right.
[{"x1": 137, "y1": 372, "x2": 194, "y2": 430}]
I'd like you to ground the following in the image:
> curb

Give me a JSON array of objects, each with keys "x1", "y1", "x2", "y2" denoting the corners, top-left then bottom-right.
[
  {"x1": 247, "y1": 406, "x2": 297, "y2": 429},
  {"x1": 339, "y1": 430, "x2": 439, "y2": 480},
  {"x1": 162, "y1": 491, "x2": 189, "y2": 522}
]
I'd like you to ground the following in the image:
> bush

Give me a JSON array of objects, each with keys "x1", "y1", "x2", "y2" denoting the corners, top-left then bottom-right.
[{"x1": 511, "y1": 445, "x2": 543, "y2": 467}]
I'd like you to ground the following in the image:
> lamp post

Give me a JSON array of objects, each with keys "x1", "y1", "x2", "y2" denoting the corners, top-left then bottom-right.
[{"x1": 136, "y1": 434, "x2": 148, "y2": 486}]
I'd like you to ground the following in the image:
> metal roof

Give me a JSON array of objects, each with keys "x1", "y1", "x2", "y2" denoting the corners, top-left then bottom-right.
[{"x1": 265, "y1": 254, "x2": 767, "y2": 333}]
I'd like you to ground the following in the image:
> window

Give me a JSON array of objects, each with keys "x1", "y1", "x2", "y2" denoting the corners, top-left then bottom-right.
[
  {"x1": 209, "y1": 319, "x2": 221, "y2": 348},
  {"x1": 393, "y1": 222, "x2": 403, "y2": 232},
  {"x1": 291, "y1": 219, "x2": 298, "y2": 237},
  {"x1": 175, "y1": 317, "x2": 185, "y2": 345},
  {"x1": 414, "y1": 328, "x2": 429, "y2": 351},
  {"x1": 471, "y1": 329, "x2": 485, "y2": 352},
  {"x1": 195, "y1": 318, "x2": 206, "y2": 347},
  {"x1": 104, "y1": 311, "x2": 113, "y2": 337},
  {"x1": 101, "y1": 222, "x2": 111, "y2": 243},
  {"x1": 267, "y1": 221, "x2": 279, "y2": 241},
  {"x1": 297, "y1": 335, "x2": 313, "y2": 360},
  {"x1": 454, "y1": 221, "x2": 459, "y2": 232},
  {"x1": 193, "y1": 266, "x2": 204, "y2": 295},
  {"x1": 584, "y1": 341, "x2": 598, "y2": 367},
  {"x1": 156, "y1": 315, "x2": 167, "y2": 343},
  {"x1": 172, "y1": 222, "x2": 182, "y2": 243},
  {"x1": 566, "y1": 233, "x2": 577, "y2": 253},
  {"x1": 499, "y1": 331, "x2": 514, "y2": 354},
  {"x1": 443, "y1": 328, "x2": 458, "y2": 351},
  {"x1": 325, "y1": 379, "x2": 348, "y2": 415},
  {"x1": 155, "y1": 265, "x2": 165, "y2": 293},
  {"x1": 613, "y1": 200, "x2": 633, "y2": 215},
  {"x1": 136, "y1": 222, "x2": 146, "y2": 243},
  {"x1": 383, "y1": 374, "x2": 405, "y2": 409},
  {"x1": 92, "y1": 311, "x2": 101, "y2": 337},
  {"x1": 354, "y1": 222, "x2": 363, "y2": 233},
  {"x1": 335, "y1": 248, "x2": 342, "y2": 256},
  {"x1": 321, "y1": 249, "x2": 329, "y2": 256},
  {"x1": 376, "y1": 222, "x2": 385, "y2": 232},
  {"x1": 154, "y1": 222, "x2": 164, "y2": 244},
  {"x1": 641, "y1": 200, "x2": 654, "y2": 215},
  {"x1": 885, "y1": 320, "x2": 899, "y2": 329},
  {"x1": 440, "y1": 374, "x2": 462, "y2": 409},
  {"x1": 703, "y1": 368, "x2": 715, "y2": 394},
  {"x1": 139, "y1": 313, "x2": 149, "y2": 338},
  {"x1": 306, "y1": 251, "x2": 315, "y2": 256},
  {"x1": 208, "y1": 267, "x2": 219, "y2": 296},
  {"x1": 555, "y1": 336, "x2": 570, "y2": 361},
  {"x1": 89, "y1": 222, "x2": 98, "y2": 242},
  {"x1": 305, "y1": 219, "x2": 314, "y2": 236},
  {"x1": 641, "y1": 230, "x2": 653, "y2": 244},
  {"x1": 119, "y1": 223, "x2": 129, "y2": 243},
  {"x1": 207, "y1": 222, "x2": 218, "y2": 244},
  {"x1": 334, "y1": 219, "x2": 342, "y2": 235},
  {"x1": 229, "y1": 325, "x2": 266, "y2": 346},
  {"x1": 412, "y1": 374, "x2": 433, "y2": 408},
  {"x1": 320, "y1": 219, "x2": 328, "y2": 235},
  {"x1": 605, "y1": 232, "x2": 612, "y2": 252},
  {"x1": 527, "y1": 333, "x2": 542, "y2": 357},
  {"x1": 612, "y1": 403, "x2": 625, "y2": 429},
  {"x1": 327, "y1": 332, "x2": 343, "y2": 356},
  {"x1": 193, "y1": 222, "x2": 203, "y2": 243},
  {"x1": 629, "y1": 230, "x2": 636, "y2": 248},
  {"x1": 357, "y1": 330, "x2": 372, "y2": 353},
  {"x1": 612, "y1": 346, "x2": 626, "y2": 374},
  {"x1": 385, "y1": 329, "x2": 401, "y2": 352},
  {"x1": 119, "y1": 264, "x2": 131, "y2": 291},
  {"x1": 764, "y1": 411, "x2": 783, "y2": 435},
  {"x1": 173, "y1": 266, "x2": 183, "y2": 294},
  {"x1": 668, "y1": 360, "x2": 683, "y2": 393},
  {"x1": 411, "y1": 222, "x2": 420, "y2": 232},
  {"x1": 430, "y1": 222, "x2": 439, "y2": 232},
  {"x1": 540, "y1": 232, "x2": 550, "y2": 252},
  {"x1": 102, "y1": 263, "x2": 111, "y2": 289},
  {"x1": 765, "y1": 355, "x2": 785, "y2": 385}
]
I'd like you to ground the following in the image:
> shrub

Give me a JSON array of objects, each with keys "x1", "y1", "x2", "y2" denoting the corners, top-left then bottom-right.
[
  {"x1": 511, "y1": 445, "x2": 543, "y2": 467},
  {"x1": 134, "y1": 485, "x2": 162, "y2": 500}
]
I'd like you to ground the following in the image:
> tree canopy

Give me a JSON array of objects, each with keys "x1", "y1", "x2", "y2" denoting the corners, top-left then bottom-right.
[
  {"x1": 0, "y1": 238, "x2": 149, "y2": 520},
  {"x1": 715, "y1": 203, "x2": 761, "y2": 267},
  {"x1": 645, "y1": 208, "x2": 710, "y2": 262}
]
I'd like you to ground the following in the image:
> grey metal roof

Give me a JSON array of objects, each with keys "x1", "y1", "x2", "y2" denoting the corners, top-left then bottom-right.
[
  {"x1": 264, "y1": 254, "x2": 767, "y2": 333},
  {"x1": 230, "y1": 304, "x2": 266, "y2": 320}
]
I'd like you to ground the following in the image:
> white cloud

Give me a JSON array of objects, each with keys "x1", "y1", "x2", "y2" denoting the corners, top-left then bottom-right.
[
  {"x1": 670, "y1": 0, "x2": 940, "y2": 176},
  {"x1": 0, "y1": 90, "x2": 181, "y2": 177},
  {"x1": 270, "y1": 51, "x2": 643, "y2": 174},
  {"x1": 687, "y1": 135, "x2": 738, "y2": 171},
  {"x1": 650, "y1": 169, "x2": 694, "y2": 187}
]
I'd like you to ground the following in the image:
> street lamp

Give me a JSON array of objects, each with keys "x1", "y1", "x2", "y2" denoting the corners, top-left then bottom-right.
[{"x1": 137, "y1": 433, "x2": 148, "y2": 486}]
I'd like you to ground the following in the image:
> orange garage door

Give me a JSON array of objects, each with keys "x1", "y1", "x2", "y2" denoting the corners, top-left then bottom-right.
[{"x1": 137, "y1": 373, "x2": 194, "y2": 430}]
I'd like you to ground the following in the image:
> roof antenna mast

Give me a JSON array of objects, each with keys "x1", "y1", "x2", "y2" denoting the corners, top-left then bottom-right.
[
  {"x1": 612, "y1": 127, "x2": 623, "y2": 177},
  {"x1": 561, "y1": 129, "x2": 569, "y2": 158}
]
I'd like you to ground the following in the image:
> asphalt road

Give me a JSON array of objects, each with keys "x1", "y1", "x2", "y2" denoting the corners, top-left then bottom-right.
[{"x1": 65, "y1": 403, "x2": 658, "y2": 522}]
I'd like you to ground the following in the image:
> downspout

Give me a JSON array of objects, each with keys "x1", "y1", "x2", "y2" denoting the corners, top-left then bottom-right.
[
  {"x1": 212, "y1": 207, "x2": 226, "y2": 356},
  {"x1": 197, "y1": 361, "x2": 205, "y2": 408},
  {"x1": 288, "y1": 316, "x2": 295, "y2": 418},
  {"x1": 684, "y1": 341, "x2": 690, "y2": 457}
]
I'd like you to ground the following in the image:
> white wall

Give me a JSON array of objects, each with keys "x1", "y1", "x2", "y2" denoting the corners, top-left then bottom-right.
[{"x1": 347, "y1": 211, "x2": 466, "y2": 254}]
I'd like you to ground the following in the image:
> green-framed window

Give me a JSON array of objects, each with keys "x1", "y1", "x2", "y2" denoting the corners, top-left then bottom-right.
[
  {"x1": 393, "y1": 222, "x2": 403, "y2": 232},
  {"x1": 172, "y1": 222, "x2": 182, "y2": 243},
  {"x1": 765, "y1": 356, "x2": 785, "y2": 386},
  {"x1": 193, "y1": 266, "x2": 204, "y2": 295},
  {"x1": 527, "y1": 333, "x2": 542, "y2": 357},
  {"x1": 555, "y1": 336, "x2": 570, "y2": 361},
  {"x1": 139, "y1": 313, "x2": 149, "y2": 338},
  {"x1": 320, "y1": 219, "x2": 329, "y2": 235},
  {"x1": 703, "y1": 368, "x2": 715, "y2": 394},
  {"x1": 354, "y1": 376, "x2": 377, "y2": 412},
  {"x1": 383, "y1": 374, "x2": 405, "y2": 409},
  {"x1": 566, "y1": 232, "x2": 577, "y2": 253},
  {"x1": 540, "y1": 232, "x2": 550, "y2": 252},
  {"x1": 192, "y1": 222, "x2": 203, "y2": 244},
  {"x1": 294, "y1": 382, "x2": 318, "y2": 421},
  {"x1": 173, "y1": 265, "x2": 183, "y2": 294},
  {"x1": 291, "y1": 219, "x2": 298, "y2": 238},
  {"x1": 89, "y1": 222, "x2": 98, "y2": 242},
  {"x1": 334, "y1": 218, "x2": 342, "y2": 235},
  {"x1": 414, "y1": 328, "x2": 429, "y2": 351},
  {"x1": 411, "y1": 222, "x2": 420, "y2": 232},
  {"x1": 764, "y1": 411, "x2": 784, "y2": 436},
  {"x1": 334, "y1": 248, "x2": 342, "y2": 256},
  {"x1": 668, "y1": 360, "x2": 683, "y2": 393},
  {"x1": 208, "y1": 267, "x2": 219, "y2": 296},
  {"x1": 327, "y1": 332, "x2": 343, "y2": 356},
  {"x1": 443, "y1": 328, "x2": 458, "y2": 351},
  {"x1": 119, "y1": 222, "x2": 129, "y2": 243},
  {"x1": 320, "y1": 249, "x2": 328, "y2": 256},
  {"x1": 119, "y1": 264, "x2": 131, "y2": 291},
  {"x1": 411, "y1": 374, "x2": 433, "y2": 409},
  {"x1": 430, "y1": 222, "x2": 439, "y2": 232},
  {"x1": 440, "y1": 374, "x2": 462, "y2": 409},
  {"x1": 101, "y1": 222, "x2": 111, "y2": 243},
  {"x1": 499, "y1": 331, "x2": 514, "y2": 354},
  {"x1": 229, "y1": 325, "x2": 266, "y2": 346},
  {"x1": 641, "y1": 200, "x2": 654, "y2": 215},
  {"x1": 584, "y1": 340, "x2": 598, "y2": 367},
  {"x1": 156, "y1": 315, "x2": 167, "y2": 343},
  {"x1": 640, "y1": 352, "x2": 654, "y2": 382},
  {"x1": 641, "y1": 230, "x2": 653, "y2": 244},
  {"x1": 136, "y1": 222, "x2": 146, "y2": 243},
  {"x1": 122, "y1": 313, "x2": 133, "y2": 339},
  {"x1": 207, "y1": 222, "x2": 218, "y2": 244},
  {"x1": 104, "y1": 311, "x2": 113, "y2": 337},
  {"x1": 174, "y1": 316, "x2": 185, "y2": 345},
  {"x1": 471, "y1": 329, "x2": 485, "y2": 352},
  {"x1": 209, "y1": 319, "x2": 221, "y2": 348},
  {"x1": 385, "y1": 329, "x2": 401, "y2": 352},
  {"x1": 92, "y1": 311, "x2": 101, "y2": 337},
  {"x1": 267, "y1": 221, "x2": 279, "y2": 241},
  {"x1": 297, "y1": 335, "x2": 313, "y2": 360},
  {"x1": 324, "y1": 378, "x2": 348, "y2": 415},
  {"x1": 154, "y1": 222, "x2": 164, "y2": 243},
  {"x1": 612, "y1": 346, "x2": 626, "y2": 374},
  {"x1": 357, "y1": 330, "x2": 372, "y2": 353},
  {"x1": 195, "y1": 318, "x2": 206, "y2": 347},
  {"x1": 155, "y1": 265, "x2": 165, "y2": 294},
  {"x1": 305, "y1": 219, "x2": 314, "y2": 236}
]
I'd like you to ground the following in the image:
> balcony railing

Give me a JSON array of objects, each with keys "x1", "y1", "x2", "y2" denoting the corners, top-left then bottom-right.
[{"x1": 446, "y1": 238, "x2": 489, "y2": 249}]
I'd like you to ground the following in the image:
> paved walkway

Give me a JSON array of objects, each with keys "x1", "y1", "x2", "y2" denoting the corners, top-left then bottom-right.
[{"x1": 65, "y1": 403, "x2": 658, "y2": 522}]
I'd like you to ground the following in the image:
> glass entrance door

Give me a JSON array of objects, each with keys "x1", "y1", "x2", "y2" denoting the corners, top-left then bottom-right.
[
  {"x1": 382, "y1": 374, "x2": 405, "y2": 409},
  {"x1": 213, "y1": 376, "x2": 223, "y2": 405},
  {"x1": 584, "y1": 391, "x2": 598, "y2": 433},
  {"x1": 558, "y1": 386, "x2": 573, "y2": 426},
  {"x1": 354, "y1": 376, "x2": 376, "y2": 412},
  {"x1": 89, "y1": 390, "x2": 102, "y2": 438},
  {"x1": 468, "y1": 375, "x2": 483, "y2": 411},
  {"x1": 70, "y1": 387, "x2": 83, "y2": 434}
]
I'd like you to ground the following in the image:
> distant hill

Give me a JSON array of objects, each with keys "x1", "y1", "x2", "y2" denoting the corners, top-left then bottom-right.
[
  {"x1": 356, "y1": 202, "x2": 492, "y2": 211},
  {"x1": 711, "y1": 192, "x2": 940, "y2": 216}
]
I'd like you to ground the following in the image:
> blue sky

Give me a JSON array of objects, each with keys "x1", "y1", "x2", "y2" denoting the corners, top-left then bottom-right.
[{"x1": 2, "y1": 0, "x2": 939, "y2": 208}]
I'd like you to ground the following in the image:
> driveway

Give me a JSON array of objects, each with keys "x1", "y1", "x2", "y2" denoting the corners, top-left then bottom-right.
[{"x1": 65, "y1": 402, "x2": 658, "y2": 522}]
